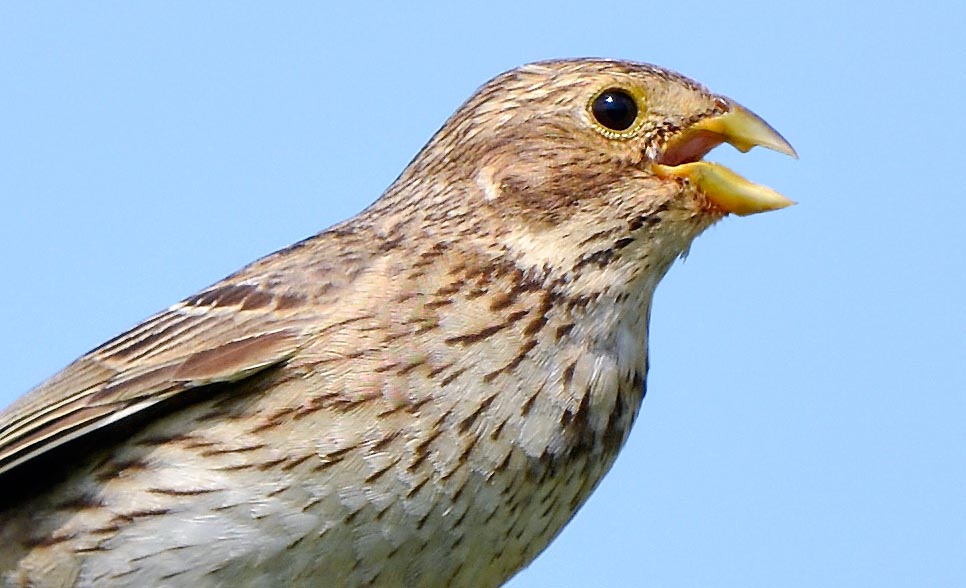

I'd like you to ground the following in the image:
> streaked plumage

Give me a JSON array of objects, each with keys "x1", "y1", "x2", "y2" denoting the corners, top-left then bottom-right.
[{"x1": 0, "y1": 59, "x2": 794, "y2": 587}]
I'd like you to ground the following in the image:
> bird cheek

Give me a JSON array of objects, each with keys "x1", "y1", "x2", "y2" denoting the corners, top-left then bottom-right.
[
  {"x1": 474, "y1": 164, "x2": 507, "y2": 203},
  {"x1": 619, "y1": 175, "x2": 677, "y2": 213}
]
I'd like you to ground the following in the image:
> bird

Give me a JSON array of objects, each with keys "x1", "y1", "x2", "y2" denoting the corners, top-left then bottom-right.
[{"x1": 0, "y1": 59, "x2": 796, "y2": 587}]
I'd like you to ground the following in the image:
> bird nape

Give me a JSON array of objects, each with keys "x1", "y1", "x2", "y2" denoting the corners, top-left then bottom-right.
[{"x1": 0, "y1": 59, "x2": 795, "y2": 588}]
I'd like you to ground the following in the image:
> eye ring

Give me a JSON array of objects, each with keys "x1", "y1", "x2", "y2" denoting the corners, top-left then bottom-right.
[{"x1": 589, "y1": 88, "x2": 643, "y2": 137}]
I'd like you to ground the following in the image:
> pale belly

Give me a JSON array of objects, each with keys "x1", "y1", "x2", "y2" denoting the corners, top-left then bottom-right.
[{"x1": 2, "y1": 332, "x2": 647, "y2": 587}]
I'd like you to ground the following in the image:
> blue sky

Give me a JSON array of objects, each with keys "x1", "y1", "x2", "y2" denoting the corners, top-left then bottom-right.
[{"x1": 1, "y1": 2, "x2": 963, "y2": 586}]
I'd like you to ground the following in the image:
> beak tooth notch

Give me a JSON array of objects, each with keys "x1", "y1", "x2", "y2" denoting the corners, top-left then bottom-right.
[{"x1": 693, "y1": 103, "x2": 798, "y2": 158}]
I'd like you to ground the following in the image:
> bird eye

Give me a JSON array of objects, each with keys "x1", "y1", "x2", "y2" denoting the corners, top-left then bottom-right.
[{"x1": 591, "y1": 89, "x2": 639, "y2": 132}]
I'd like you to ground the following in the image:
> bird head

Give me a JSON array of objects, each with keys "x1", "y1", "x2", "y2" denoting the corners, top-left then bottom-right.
[{"x1": 379, "y1": 59, "x2": 796, "y2": 288}]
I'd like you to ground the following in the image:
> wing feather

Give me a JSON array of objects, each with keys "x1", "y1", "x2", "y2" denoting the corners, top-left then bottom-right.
[{"x1": 0, "y1": 282, "x2": 317, "y2": 476}]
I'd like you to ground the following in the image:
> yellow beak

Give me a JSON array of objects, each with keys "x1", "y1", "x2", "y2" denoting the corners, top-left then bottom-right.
[{"x1": 653, "y1": 104, "x2": 797, "y2": 216}]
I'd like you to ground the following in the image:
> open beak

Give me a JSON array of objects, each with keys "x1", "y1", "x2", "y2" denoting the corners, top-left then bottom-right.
[{"x1": 652, "y1": 103, "x2": 797, "y2": 216}]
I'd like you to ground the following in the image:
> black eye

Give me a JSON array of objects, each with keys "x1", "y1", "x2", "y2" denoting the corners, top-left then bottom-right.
[{"x1": 591, "y1": 89, "x2": 639, "y2": 132}]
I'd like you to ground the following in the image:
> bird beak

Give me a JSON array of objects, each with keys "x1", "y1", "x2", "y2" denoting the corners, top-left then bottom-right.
[{"x1": 652, "y1": 103, "x2": 797, "y2": 216}]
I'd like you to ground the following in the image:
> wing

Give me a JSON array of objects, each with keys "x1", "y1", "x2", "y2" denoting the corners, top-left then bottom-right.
[{"x1": 0, "y1": 277, "x2": 322, "y2": 477}]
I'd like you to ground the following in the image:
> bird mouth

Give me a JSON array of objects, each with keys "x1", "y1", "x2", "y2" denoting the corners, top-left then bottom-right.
[{"x1": 651, "y1": 104, "x2": 797, "y2": 216}]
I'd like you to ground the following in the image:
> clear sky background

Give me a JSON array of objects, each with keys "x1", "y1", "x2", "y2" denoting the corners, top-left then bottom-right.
[{"x1": 1, "y1": 2, "x2": 963, "y2": 586}]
